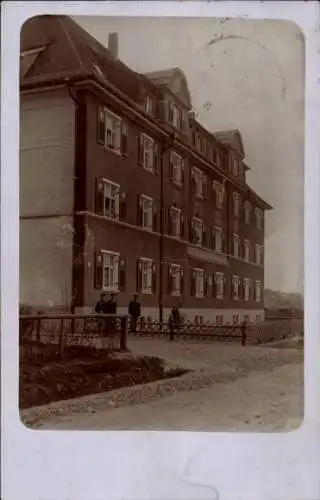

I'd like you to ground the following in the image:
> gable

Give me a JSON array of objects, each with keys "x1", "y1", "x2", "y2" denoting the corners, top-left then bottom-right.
[{"x1": 170, "y1": 74, "x2": 191, "y2": 108}]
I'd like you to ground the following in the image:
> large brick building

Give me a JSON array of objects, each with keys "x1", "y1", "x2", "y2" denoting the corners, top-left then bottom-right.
[{"x1": 20, "y1": 15, "x2": 272, "y2": 323}]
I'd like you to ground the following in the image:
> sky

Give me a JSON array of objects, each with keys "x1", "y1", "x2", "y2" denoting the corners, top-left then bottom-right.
[{"x1": 75, "y1": 16, "x2": 304, "y2": 294}]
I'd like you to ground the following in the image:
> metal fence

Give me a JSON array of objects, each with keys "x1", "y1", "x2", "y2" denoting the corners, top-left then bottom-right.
[
  {"x1": 19, "y1": 313, "x2": 303, "y2": 362},
  {"x1": 19, "y1": 314, "x2": 128, "y2": 362}
]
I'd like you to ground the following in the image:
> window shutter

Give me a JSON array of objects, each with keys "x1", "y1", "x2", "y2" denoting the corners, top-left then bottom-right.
[
  {"x1": 94, "y1": 252, "x2": 103, "y2": 289},
  {"x1": 191, "y1": 174, "x2": 196, "y2": 194},
  {"x1": 168, "y1": 101, "x2": 173, "y2": 123},
  {"x1": 152, "y1": 263, "x2": 157, "y2": 294},
  {"x1": 136, "y1": 259, "x2": 142, "y2": 293},
  {"x1": 97, "y1": 106, "x2": 105, "y2": 145},
  {"x1": 202, "y1": 174, "x2": 208, "y2": 199},
  {"x1": 204, "y1": 275, "x2": 208, "y2": 296},
  {"x1": 180, "y1": 213, "x2": 185, "y2": 238},
  {"x1": 181, "y1": 160, "x2": 185, "y2": 185},
  {"x1": 169, "y1": 154, "x2": 174, "y2": 180},
  {"x1": 191, "y1": 270, "x2": 196, "y2": 296},
  {"x1": 95, "y1": 178, "x2": 104, "y2": 215},
  {"x1": 212, "y1": 273, "x2": 216, "y2": 298},
  {"x1": 154, "y1": 143, "x2": 161, "y2": 174},
  {"x1": 202, "y1": 225, "x2": 207, "y2": 247},
  {"x1": 152, "y1": 203, "x2": 158, "y2": 232},
  {"x1": 168, "y1": 208, "x2": 173, "y2": 235},
  {"x1": 119, "y1": 193, "x2": 127, "y2": 221},
  {"x1": 138, "y1": 134, "x2": 144, "y2": 165},
  {"x1": 168, "y1": 264, "x2": 173, "y2": 294},
  {"x1": 180, "y1": 268, "x2": 184, "y2": 296},
  {"x1": 137, "y1": 195, "x2": 143, "y2": 226},
  {"x1": 121, "y1": 122, "x2": 128, "y2": 155},
  {"x1": 119, "y1": 259, "x2": 126, "y2": 291}
]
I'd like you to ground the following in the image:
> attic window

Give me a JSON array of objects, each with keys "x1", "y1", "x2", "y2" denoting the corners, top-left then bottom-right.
[{"x1": 20, "y1": 46, "x2": 46, "y2": 78}]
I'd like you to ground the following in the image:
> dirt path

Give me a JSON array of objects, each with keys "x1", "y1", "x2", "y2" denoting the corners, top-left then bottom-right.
[{"x1": 38, "y1": 361, "x2": 303, "y2": 431}]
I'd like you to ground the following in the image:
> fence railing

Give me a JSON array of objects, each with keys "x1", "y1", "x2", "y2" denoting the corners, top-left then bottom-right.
[
  {"x1": 19, "y1": 314, "x2": 303, "y2": 362},
  {"x1": 20, "y1": 314, "x2": 128, "y2": 362}
]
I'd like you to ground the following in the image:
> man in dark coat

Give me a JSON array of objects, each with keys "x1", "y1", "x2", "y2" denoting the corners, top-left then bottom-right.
[
  {"x1": 95, "y1": 292, "x2": 109, "y2": 314},
  {"x1": 128, "y1": 294, "x2": 141, "y2": 332}
]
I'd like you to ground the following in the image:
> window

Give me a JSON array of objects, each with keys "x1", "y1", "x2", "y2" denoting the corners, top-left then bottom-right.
[
  {"x1": 214, "y1": 272, "x2": 224, "y2": 299},
  {"x1": 215, "y1": 150, "x2": 222, "y2": 168},
  {"x1": 232, "y1": 275, "x2": 240, "y2": 300},
  {"x1": 121, "y1": 122, "x2": 129, "y2": 156},
  {"x1": 232, "y1": 234, "x2": 240, "y2": 258},
  {"x1": 255, "y1": 281, "x2": 262, "y2": 302},
  {"x1": 213, "y1": 181, "x2": 225, "y2": 209},
  {"x1": 169, "y1": 151, "x2": 184, "y2": 186},
  {"x1": 102, "y1": 251, "x2": 119, "y2": 292},
  {"x1": 168, "y1": 264, "x2": 183, "y2": 296},
  {"x1": 244, "y1": 278, "x2": 251, "y2": 302},
  {"x1": 255, "y1": 243, "x2": 262, "y2": 265},
  {"x1": 138, "y1": 195, "x2": 154, "y2": 230},
  {"x1": 233, "y1": 192, "x2": 241, "y2": 218},
  {"x1": 191, "y1": 167, "x2": 206, "y2": 198},
  {"x1": 244, "y1": 239, "x2": 250, "y2": 262},
  {"x1": 244, "y1": 201, "x2": 251, "y2": 224},
  {"x1": 232, "y1": 157, "x2": 239, "y2": 176},
  {"x1": 139, "y1": 133, "x2": 154, "y2": 171},
  {"x1": 191, "y1": 268, "x2": 205, "y2": 298},
  {"x1": 213, "y1": 226, "x2": 223, "y2": 253},
  {"x1": 103, "y1": 180, "x2": 120, "y2": 219},
  {"x1": 105, "y1": 110, "x2": 121, "y2": 152},
  {"x1": 168, "y1": 207, "x2": 181, "y2": 238},
  {"x1": 137, "y1": 258, "x2": 156, "y2": 294},
  {"x1": 216, "y1": 314, "x2": 223, "y2": 326},
  {"x1": 255, "y1": 207, "x2": 263, "y2": 230},
  {"x1": 143, "y1": 95, "x2": 154, "y2": 115},
  {"x1": 256, "y1": 314, "x2": 261, "y2": 322},
  {"x1": 169, "y1": 102, "x2": 182, "y2": 130},
  {"x1": 233, "y1": 314, "x2": 240, "y2": 325},
  {"x1": 191, "y1": 217, "x2": 203, "y2": 246}
]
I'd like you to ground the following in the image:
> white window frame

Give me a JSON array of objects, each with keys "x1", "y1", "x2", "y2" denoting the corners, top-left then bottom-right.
[
  {"x1": 105, "y1": 109, "x2": 121, "y2": 153},
  {"x1": 103, "y1": 179, "x2": 120, "y2": 219},
  {"x1": 143, "y1": 95, "x2": 154, "y2": 115},
  {"x1": 169, "y1": 263, "x2": 182, "y2": 296},
  {"x1": 255, "y1": 207, "x2": 263, "y2": 230},
  {"x1": 215, "y1": 314, "x2": 223, "y2": 326},
  {"x1": 215, "y1": 272, "x2": 224, "y2": 299},
  {"x1": 233, "y1": 233, "x2": 240, "y2": 258},
  {"x1": 232, "y1": 275, "x2": 240, "y2": 301},
  {"x1": 255, "y1": 243, "x2": 262, "y2": 265},
  {"x1": 213, "y1": 181, "x2": 224, "y2": 209},
  {"x1": 233, "y1": 192, "x2": 241, "y2": 218},
  {"x1": 255, "y1": 280, "x2": 262, "y2": 303},
  {"x1": 102, "y1": 250, "x2": 120, "y2": 292},
  {"x1": 232, "y1": 157, "x2": 239, "y2": 176},
  {"x1": 194, "y1": 268, "x2": 205, "y2": 298},
  {"x1": 244, "y1": 278, "x2": 251, "y2": 302},
  {"x1": 244, "y1": 239, "x2": 250, "y2": 262},
  {"x1": 170, "y1": 151, "x2": 183, "y2": 186},
  {"x1": 192, "y1": 217, "x2": 203, "y2": 246},
  {"x1": 141, "y1": 195, "x2": 153, "y2": 231},
  {"x1": 214, "y1": 226, "x2": 223, "y2": 253},
  {"x1": 244, "y1": 201, "x2": 251, "y2": 224},
  {"x1": 192, "y1": 167, "x2": 205, "y2": 198},
  {"x1": 141, "y1": 133, "x2": 154, "y2": 171},
  {"x1": 171, "y1": 104, "x2": 182, "y2": 129},
  {"x1": 140, "y1": 257, "x2": 153, "y2": 294},
  {"x1": 170, "y1": 206, "x2": 181, "y2": 238}
]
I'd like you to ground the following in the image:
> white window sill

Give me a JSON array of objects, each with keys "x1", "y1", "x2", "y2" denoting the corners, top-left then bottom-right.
[
  {"x1": 102, "y1": 287, "x2": 120, "y2": 293},
  {"x1": 141, "y1": 290, "x2": 153, "y2": 295},
  {"x1": 104, "y1": 145, "x2": 121, "y2": 156},
  {"x1": 143, "y1": 165, "x2": 155, "y2": 174},
  {"x1": 195, "y1": 294, "x2": 204, "y2": 298},
  {"x1": 171, "y1": 291, "x2": 181, "y2": 297}
]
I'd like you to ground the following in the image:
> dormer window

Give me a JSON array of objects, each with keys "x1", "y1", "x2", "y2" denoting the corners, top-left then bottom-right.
[
  {"x1": 143, "y1": 95, "x2": 154, "y2": 115},
  {"x1": 168, "y1": 102, "x2": 182, "y2": 130},
  {"x1": 232, "y1": 157, "x2": 239, "y2": 176}
]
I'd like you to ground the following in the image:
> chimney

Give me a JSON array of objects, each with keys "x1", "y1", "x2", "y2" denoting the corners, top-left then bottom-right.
[{"x1": 108, "y1": 32, "x2": 118, "y2": 59}]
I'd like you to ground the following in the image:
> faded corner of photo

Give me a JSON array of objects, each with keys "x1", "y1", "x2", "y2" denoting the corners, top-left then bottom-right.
[{"x1": 19, "y1": 14, "x2": 304, "y2": 432}]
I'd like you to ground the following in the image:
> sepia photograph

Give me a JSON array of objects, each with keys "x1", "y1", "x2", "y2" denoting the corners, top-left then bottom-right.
[{"x1": 19, "y1": 14, "x2": 304, "y2": 432}]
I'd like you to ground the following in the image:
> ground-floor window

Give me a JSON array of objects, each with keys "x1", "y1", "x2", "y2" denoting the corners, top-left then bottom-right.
[
  {"x1": 102, "y1": 251, "x2": 119, "y2": 292},
  {"x1": 216, "y1": 314, "x2": 223, "y2": 326},
  {"x1": 233, "y1": 314, "x2": 240, "y2": 325},
  {"x1": 191, "y1": 268, "x2": 204, "y2": 297},
  {"x1": 137, "y1": 257, "x2": 156, "y2": 295},
  {"x1": 214, "y1": 272, "x2": 224, "y2": 299},
  {"x1": 255, "y1": 280, "x2": 262, "y2": 302},
  {"x1": 244, "y1": 278, "x2": 251, "y2": 301},
  {"x1": 168, "y1": 263, "x2": 183, "y2": 296},
  {"x1": 232, "y1": 275, "x2": 240, "y2": 300}
]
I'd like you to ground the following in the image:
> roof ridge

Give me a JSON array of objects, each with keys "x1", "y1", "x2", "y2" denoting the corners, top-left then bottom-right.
[{"x1": 58, "y1": 17, "x2": 87, "y2": 74}]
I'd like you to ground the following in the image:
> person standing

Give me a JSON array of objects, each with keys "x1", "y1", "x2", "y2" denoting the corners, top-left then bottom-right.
[
  {"x1": 95, "y1": 292, "x2": 108, "y2": 314},
  {"x1": 169, "y1": 304, "x2": 181, "y2": 341},
  {"x1": 106, "y1": 293, "x2": 117, "y2": 314},
  {"x1": 128, "y1": 294, "x2": 141, "y2": 333}
]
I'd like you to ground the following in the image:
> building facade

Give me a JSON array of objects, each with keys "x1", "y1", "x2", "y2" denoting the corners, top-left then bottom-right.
[{"x1": 20, "y1": 15, "x2": 272, "y2": 323}]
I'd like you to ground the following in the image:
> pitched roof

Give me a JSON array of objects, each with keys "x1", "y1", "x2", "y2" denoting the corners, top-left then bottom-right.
[
  {"x1": 20, "y1": 15, "x2": 147, "y2": 102},
  {"x1": 143, "y1": 67, "x2": 192, "y2": 109},
  {"x1": 214, "y1": 129, "x2": 245, "y2": 158}
]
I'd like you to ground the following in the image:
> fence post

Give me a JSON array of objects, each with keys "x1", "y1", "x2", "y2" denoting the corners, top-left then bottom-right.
[
  {"x1": 59, "y1": 318, "x2": 65, "y2": 359},
  {"x1": 120, "y1": 316, "x2": 128, "y2": 350},
  {"x1": 36, "y1": 318, "x2": 41, "y2": 344},
  {"x1": 241, "y1": 321, "x2": 247, "y2": 346}
]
